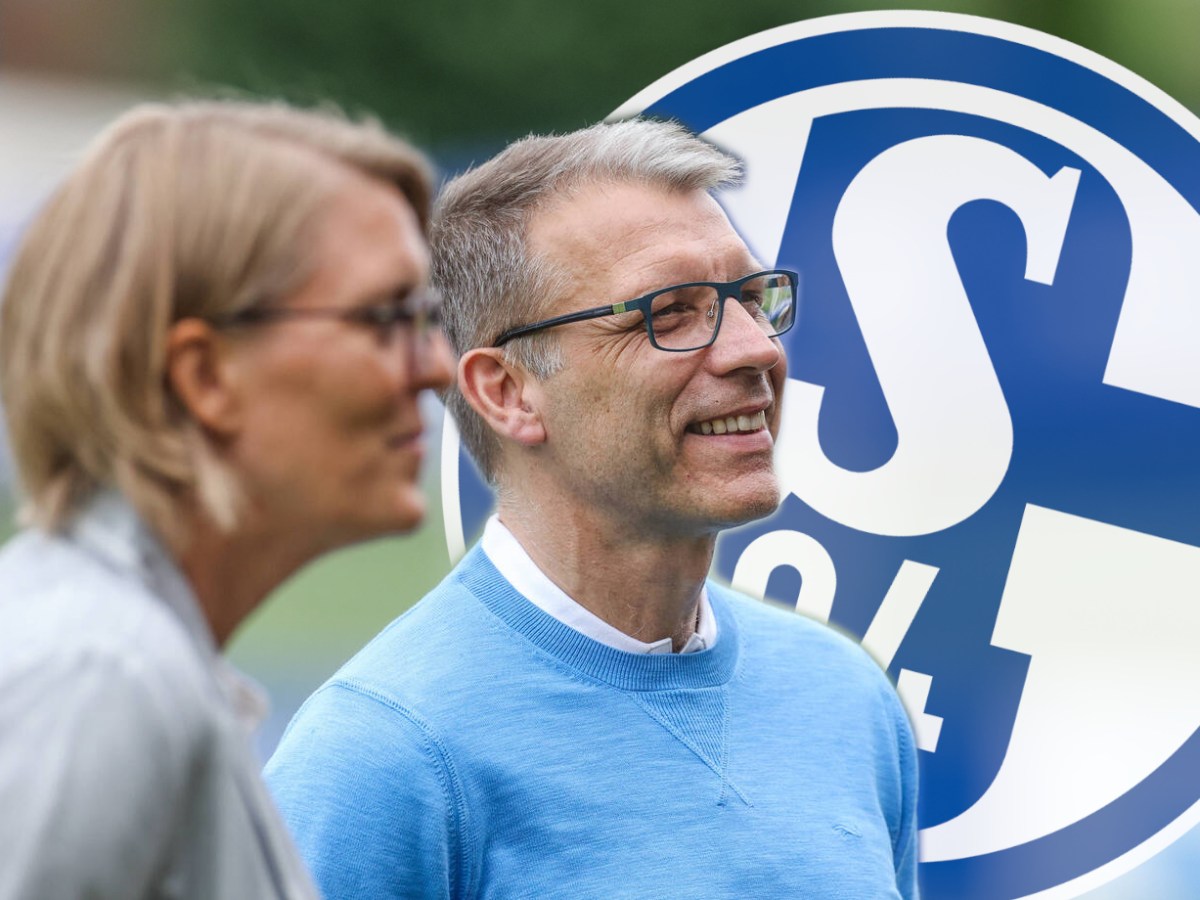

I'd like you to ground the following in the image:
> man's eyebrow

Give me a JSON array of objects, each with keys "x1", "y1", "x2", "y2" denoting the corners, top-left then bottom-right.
[
  {"x1": 694, "y1": 254, "x2": 765, "y2": 281},
  {"x1": 621, "y1": 254, "x2": 766, "y2": 300}
]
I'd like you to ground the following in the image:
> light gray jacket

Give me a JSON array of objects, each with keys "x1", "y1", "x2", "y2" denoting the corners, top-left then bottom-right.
[{"x1": 0, "y1": 493, "x2": 319, "y2": 899}]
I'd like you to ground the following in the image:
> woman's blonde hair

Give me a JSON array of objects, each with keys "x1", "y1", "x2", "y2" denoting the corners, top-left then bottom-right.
[{"x1": 0, "y1": 100, "x2": 432, "y2": 537}]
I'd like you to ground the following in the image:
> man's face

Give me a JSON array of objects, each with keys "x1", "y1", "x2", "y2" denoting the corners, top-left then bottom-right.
[{"x1": 523, "y1": 181, "x2": 787, "y2": 539}]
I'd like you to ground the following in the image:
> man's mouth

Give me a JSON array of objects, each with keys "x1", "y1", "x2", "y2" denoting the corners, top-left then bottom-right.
[{"x1": 688, "y1": 409, "x2": 768, "y2": 435}]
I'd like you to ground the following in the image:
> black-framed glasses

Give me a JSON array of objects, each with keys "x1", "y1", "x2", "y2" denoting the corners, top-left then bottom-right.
[
  {"x1": 212, "y1": 287, "x2": 444, "y2": 345},
  {"x1": 492, "y1": 269, "x2": 798, "y2": 352}
]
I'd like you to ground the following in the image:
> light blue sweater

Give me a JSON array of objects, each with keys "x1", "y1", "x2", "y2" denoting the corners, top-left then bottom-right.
[{"x1": 266, "y1": 546, "x2": 919, "y2": 899}]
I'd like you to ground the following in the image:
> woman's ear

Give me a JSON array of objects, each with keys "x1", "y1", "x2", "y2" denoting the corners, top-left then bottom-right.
[
  {"x1": 164, "y1": 318, "x2": 243, "y2": 438},
  {"x1": 457, "y1": 348, "x2": 547, "y2": 447}
]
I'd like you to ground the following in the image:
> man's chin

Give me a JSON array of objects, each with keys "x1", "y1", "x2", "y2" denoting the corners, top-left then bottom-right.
[{"x1": 700, "y1": 482, "x2": 782, "y2": 530}]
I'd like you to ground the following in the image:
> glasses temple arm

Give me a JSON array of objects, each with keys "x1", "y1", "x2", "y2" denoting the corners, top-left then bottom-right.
[{"x1": 492, "y1": 303, "x2": 626, "y2": 347}]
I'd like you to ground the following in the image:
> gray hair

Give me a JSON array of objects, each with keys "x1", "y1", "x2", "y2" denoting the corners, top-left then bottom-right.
[{"x1": 431, "y1": 118, "x2": 741, "y2": 483}]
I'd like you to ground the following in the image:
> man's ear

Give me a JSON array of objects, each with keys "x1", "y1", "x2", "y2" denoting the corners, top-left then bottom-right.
[
  {"x1": 458, "y1": 348, "x2": 547, "y2": 446},
  {"x1": 164, "y1": 318, "x2": 243, "y2": 438}
]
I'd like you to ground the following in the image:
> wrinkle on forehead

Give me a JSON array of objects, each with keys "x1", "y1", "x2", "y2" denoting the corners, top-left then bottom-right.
[
  {"x1": 527, "y1": 181, "x2": 758, "y2": 315},
  {"x1": 529, "y1": 181, "x2": 728, "y2": 256}
]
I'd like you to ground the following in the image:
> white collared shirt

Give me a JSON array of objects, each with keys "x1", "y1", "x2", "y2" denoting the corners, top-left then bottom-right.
[{"x1": 480, "y1": 515, "x2": 717, "y2": 654}]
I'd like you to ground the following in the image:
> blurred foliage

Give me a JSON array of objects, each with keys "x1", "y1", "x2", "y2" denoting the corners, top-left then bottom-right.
[{"x1": 161, "y1": 0, "x2": 1200, "y2": 154}]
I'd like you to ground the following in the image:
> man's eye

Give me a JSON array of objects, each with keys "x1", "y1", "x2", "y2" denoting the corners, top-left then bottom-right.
[
  {"x1": 649, "y1": 288, "x2": 709, "y2": 322},
  {"x1": 647, "y1": 302, "x2": 696, "y2": 336},
  {"x1": 650, "y1": 303, "x2": 690, "y2": 320}
]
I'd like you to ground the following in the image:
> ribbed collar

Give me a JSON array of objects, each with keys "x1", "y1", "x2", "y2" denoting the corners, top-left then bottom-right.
[
  {"x1": 456, "y1": 544, "x2": 739, "y2": 692},
  {"x1": 480, "y1": 515, "x2": 717, "y2": 654}
]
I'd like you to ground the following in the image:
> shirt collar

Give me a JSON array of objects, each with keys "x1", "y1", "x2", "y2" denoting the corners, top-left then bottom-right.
[{"x1": 480, "y1": 515, "x2": 717, "y2": 654}]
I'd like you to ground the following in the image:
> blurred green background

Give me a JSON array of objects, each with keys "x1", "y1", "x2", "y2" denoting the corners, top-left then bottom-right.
[
  {"x1": 162, "y1": 0, "x2": 1200, "y2": 154},
  {"x1": 2, "y1": 3, "x2": 1200, "y2": 894},
  {"x1": 5, "y1": 0, "x2": 1200, "y2": 155}
]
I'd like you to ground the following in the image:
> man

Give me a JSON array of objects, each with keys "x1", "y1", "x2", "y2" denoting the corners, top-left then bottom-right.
[{"x1": 266, "y1": 119, "x2": 919, "y2": 899}]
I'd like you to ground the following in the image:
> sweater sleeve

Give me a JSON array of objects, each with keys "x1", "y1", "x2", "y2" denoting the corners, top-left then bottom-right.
[
  {"x1": 888, "y1": 684, "x2": 921, "y2": 900},
  {"x1": 265, "y1": 681, "x2": 470, "y2": 900}
]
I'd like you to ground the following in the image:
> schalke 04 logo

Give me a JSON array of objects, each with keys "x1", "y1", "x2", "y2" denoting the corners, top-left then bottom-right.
[{"x1": 444, "y1": 12, "x2": 1200, "y2": 898}]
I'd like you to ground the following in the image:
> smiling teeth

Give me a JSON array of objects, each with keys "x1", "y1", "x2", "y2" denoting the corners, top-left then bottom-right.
[{"x1": 697, "y1": 410, "x2": 766, "y2": 435}]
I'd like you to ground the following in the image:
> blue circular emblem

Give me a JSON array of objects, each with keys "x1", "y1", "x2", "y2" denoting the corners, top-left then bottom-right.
[{"x1": 445, "y1": 12, "x2": 1200, "y2": 897}]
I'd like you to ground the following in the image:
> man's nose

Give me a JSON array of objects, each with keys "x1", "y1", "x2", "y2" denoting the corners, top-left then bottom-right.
[{"x1": 708, "y1": 297, "x2": 783, "y2": 374}]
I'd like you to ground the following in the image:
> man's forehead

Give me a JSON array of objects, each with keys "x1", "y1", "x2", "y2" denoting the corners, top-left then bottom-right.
[{"x1": 527, "y1": 181, "x2": 756, "y2": 286}]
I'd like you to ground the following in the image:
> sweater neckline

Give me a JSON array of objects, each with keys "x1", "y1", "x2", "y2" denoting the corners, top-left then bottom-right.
[{"x1": 457, "y1": 545, "x2": 739, "y2": 692}]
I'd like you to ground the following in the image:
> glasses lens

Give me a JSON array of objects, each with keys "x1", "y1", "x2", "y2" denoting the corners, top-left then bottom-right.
[
  {"x1": 646, "y1": 272, "x2": 796, "y2": 351},
  {"x1": 647, "y1": 284, "x2": 723, "y2": 351},
  {"x1": 742, "y1": 271, "x2": 795, "y2": 337}
]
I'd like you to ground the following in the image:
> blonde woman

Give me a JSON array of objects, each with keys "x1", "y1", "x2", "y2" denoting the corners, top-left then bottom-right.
[{"x1": 0, "y1": 101, "x2": 454, "y2": 898}]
